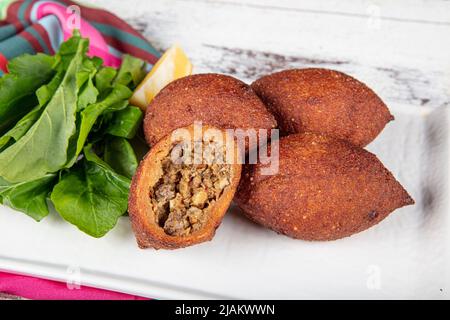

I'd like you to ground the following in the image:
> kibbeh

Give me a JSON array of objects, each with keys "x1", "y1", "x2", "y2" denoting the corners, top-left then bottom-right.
[
  {"x1": 251, "y1": 68, "x2": 393, "y2": 147},
  {"x1": 235, "y1": 133, "x2": 414, "y2": 241},
  {"x1": 144, "y1": 74, "x2": 277, "y2": 147},
  {"x1": 129, "y1": 125, "x2": 242, "y2": 249}
]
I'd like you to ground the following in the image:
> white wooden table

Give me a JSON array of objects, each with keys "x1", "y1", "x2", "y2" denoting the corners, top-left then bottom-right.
[{"x1": 88, "y1": 0, "x2": 450, "y2": 110}]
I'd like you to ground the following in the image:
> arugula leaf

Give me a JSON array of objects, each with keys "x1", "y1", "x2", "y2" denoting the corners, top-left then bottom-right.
[
  {"x1": 105, "y1": 106, "x2": 143, "y2": 139},
  {"x1": 0, "y1": 53, "x2": 55, "y2": 134},
  {"x1": 74, "y1": 84, "x2": 132, "y2": 157},
  {"x1": 0, "y1": 105, "x2": 41, "y2": 151},
  {"x1": 36, "y1": 69, "x2": 66, "y2": 107},
  {"x1": 0, "y1": 174, "x2": 56, "y2": 221},
  {"x1": 76, "y1": 58, "x2": 100, "y2": 109},
  {"x1": 51, "y1": 145, "x2": 130, "y2": 238},
  {"x1": 103, "y1": 100, "x2": 130, "y2": 114},
  {"x1": 104, "y1": 137, "x2": 138, "y2": 179},
  {"x1": 77, "y1": 77, "x2": 99, "y2": 111},
  {"x1": 56, "y1": 30, "x2": 88, "y2": 70},
  {"x1": 114, "y1": 54, "x2": 146, "y2": 89},
  {"x1": 95, "y1": 67, "x2": 117, "y2": 97},
  {"x1": 0, "y1": 69, "x2": 66, "y2": 151},
  {"x1": 129, "y1": 131, "x2": 150, "y2": 161},
  {"x1": 65, "y1": 58, "x2": 100, "y2": 169},
  {"x1": 0, "y1": 36, "x2": 89, "y2": 183}
]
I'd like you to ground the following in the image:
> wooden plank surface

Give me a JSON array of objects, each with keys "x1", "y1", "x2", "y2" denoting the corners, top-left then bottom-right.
[
  {"x1": 86, "y1": 0, "x2": 450, "y2": 109},
  {"x1": 202, "y1": 0, "x2": 450, "y2": 24}
]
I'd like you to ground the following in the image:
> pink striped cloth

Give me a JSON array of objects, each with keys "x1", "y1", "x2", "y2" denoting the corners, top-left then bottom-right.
[
  {"x1": 0, "y1": 0, "x2": 160, "y2": 74},
  {"x1": 0, "y1": 272, "x2": 148, "y2": 300}
]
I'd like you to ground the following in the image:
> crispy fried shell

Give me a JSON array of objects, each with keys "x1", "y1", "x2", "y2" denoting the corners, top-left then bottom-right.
[
  {"x1": 235, "y1": 133, "x2": 414, "y2": 241},
  {"x1": 144, "y1": 73, "x2": 277, "y2": 147},
  {"x1": 251, "y1": 68, "x2": 394, "y2": 147}
]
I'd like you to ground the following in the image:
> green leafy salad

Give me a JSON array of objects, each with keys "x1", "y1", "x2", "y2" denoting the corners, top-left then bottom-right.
[{"x1": 0, "y1": 31, "x2": 149, "y2": 237}]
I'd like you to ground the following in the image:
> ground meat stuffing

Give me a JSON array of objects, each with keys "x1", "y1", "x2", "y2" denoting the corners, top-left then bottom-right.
[{"x1": 150, "y1": 142, "x2": 232, "y2": 237}]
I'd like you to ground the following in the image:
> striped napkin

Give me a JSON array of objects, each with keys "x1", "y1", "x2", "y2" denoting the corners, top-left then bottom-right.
[{"x1": 0, "y1": 0, "x2": 160, "y2": 75}]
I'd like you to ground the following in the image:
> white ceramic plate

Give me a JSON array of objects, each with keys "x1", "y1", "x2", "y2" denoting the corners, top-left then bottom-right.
[{"x1": 0, "y1": 104, "x2": 448, "y2": 299}]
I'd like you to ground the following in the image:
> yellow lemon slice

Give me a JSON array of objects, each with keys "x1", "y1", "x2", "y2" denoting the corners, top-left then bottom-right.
[{"x1": 130, "y1": 44, "x2": 193, "y2": 111}]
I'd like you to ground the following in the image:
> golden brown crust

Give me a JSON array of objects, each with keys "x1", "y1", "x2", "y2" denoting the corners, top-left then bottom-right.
[
  {"x1": 251, "y1": 68, "x2": 394, "y2": 147},
  {"x1": 128, "y1": 125, "x2": 242, "y2": 249},
  {"x1": 235, "y1": 133, "x2": 414, "y2": 241},
  {"x1": 144, "y1": 73, "x2": 277, "y2": 147}
]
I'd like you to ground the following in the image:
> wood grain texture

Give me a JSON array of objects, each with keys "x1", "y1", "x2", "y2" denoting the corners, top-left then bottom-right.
[
  {"x1": 199, "y1": 0, "x2": 450, "y2": 24},
  {"x1": 85, "y1": 0, "x2": 450, "y2": 109}
]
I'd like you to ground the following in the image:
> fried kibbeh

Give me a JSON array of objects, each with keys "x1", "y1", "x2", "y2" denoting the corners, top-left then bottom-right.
[
  {"x1": 235, "y1": 133, "x2": 414, "y2": 241},
  {"x1": 129, "y1": 125, "x2": 242, "y2": 249},
  {"x1": 144, "y1": 73, "x2": 277, "y2": 147},
  {"x1": 251, "y1": 68, "x2": 394, "y2": 147}
]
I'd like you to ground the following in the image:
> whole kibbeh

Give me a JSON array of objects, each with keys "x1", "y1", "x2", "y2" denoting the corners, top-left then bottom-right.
[
  {"x1": 129, "y1": 125, "x2": 242, "y2": 249},
  {"x1": 144, "y1": 73, "x2": 277, "y2": 147},
  {"x1": 235, "y1": 133, "x2": 414, "y2": 241},
  {"x1": 251, "y1": 68, "x2": 394, "y2": 147}
]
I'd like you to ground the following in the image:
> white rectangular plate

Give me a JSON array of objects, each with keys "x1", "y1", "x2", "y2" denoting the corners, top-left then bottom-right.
[{"x1": 0, "y1": 104, "x2": 448, "y2": 299}]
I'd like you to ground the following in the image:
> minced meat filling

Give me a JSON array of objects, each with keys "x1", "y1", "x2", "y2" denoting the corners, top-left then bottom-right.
[{"x1": 150, "y1": 144, "x2": 231, "y2": 237}]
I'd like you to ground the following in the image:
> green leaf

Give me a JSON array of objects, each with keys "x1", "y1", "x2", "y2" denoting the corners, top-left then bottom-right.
[
  {"x1": 75, "y1": 58, "x2": 99, "y2": 95},
  {"x1": 0, "y1": 36, "x2": 89, "y2": 183},
  {"x1": 129, "y1": 132, "x2": 150, "y2": 161},
  {"x1": 0, "y1": 174, "x2": 56, "y2": 221},
  {"x1": 74, "y1": 84, "x2": 132, "y2": 157},
  {"x1": 95, "y1": 66, "x2": 117, "y2": 97},
  {"x1": 105, "y1": 106, "x2": 143, "y2": 139},
  {"x1": 114, "y1": 54, "x2": 146, "y2": 89},
  {"x1": 56, "y1": 29, "x2": 89, "y2": 71},
  {"x1": 77, "y1": 77, "x2": 99, "y2": 111},
  {"x1": 84, "y1": 142, "x2": 116, "y2": 170},
  {"x1": 104, "y1": 100, "x2": 130, "y2": 114},
  {"x1": 0, "y1": 105, "x2": 42, "y2": 150},
  {"x1": 104, "y1": 137, "x2": 138, "y2": 179},
  {"x1": 36, "y1": 69, "x2": 65, "y2": 107},
  {"x1": 51, "y1": 145, "x2": 131, "y2": 238},
  {"x1": 64, "y1": 58, "x2": 100, "y2": 169},
  {"x1": 0, "y1": 69, "x2": 67, "y2": 150},
  {"x1": 0, "y1": 53, "x2": 55, "y2": 134}
]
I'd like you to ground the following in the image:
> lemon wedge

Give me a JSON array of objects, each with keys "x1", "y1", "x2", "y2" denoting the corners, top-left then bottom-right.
[{"x1": 130, "y1": 44, "x2": 193, "y2": 111}]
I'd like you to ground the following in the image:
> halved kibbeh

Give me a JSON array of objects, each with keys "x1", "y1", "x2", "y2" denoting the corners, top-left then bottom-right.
[{"x1": 129, "y1": 125, "x2": 242, "y2": 249}]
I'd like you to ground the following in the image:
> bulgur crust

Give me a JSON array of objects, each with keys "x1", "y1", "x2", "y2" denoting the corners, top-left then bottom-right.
[
  {"x1": 128, "y1": 125, "x2": 242, "y2": 249},
  {"x1": 251, "y1": 68, "x2": 394, "y2": 147},
  {"x1": 144, "y1": 73, "x2": 277, "y2": 147},
  {"x1": 235, "y1": 133, "x2": 414, "y2": 241}
]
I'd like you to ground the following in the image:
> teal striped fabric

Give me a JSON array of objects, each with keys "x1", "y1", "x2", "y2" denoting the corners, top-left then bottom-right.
[{"x1": 0, "y1": 0, "x2": 160, "y2": 73}]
